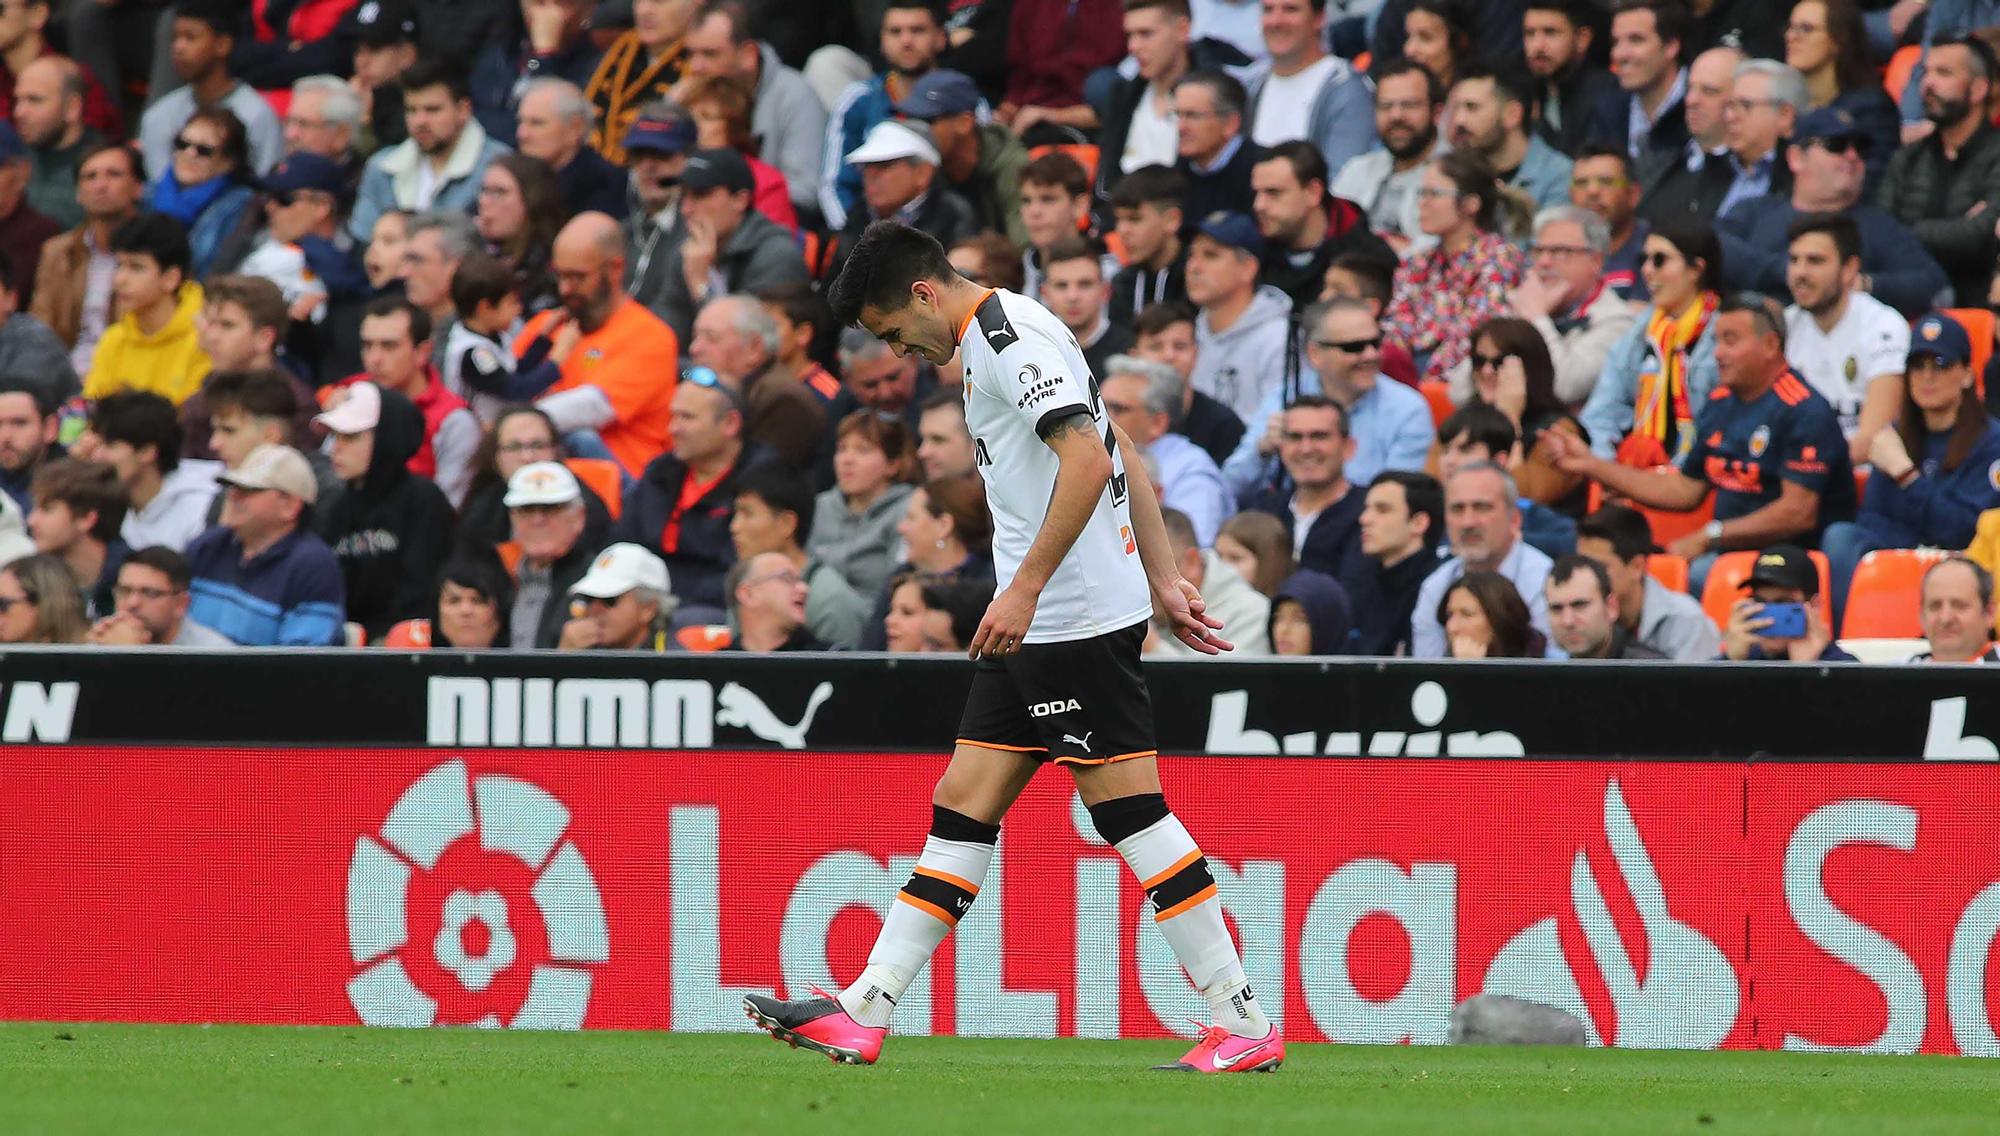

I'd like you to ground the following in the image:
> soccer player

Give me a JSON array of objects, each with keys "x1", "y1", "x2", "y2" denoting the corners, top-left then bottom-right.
[{"x1": 744, "y1": 221, "x2": 1280, "y2": 1074}]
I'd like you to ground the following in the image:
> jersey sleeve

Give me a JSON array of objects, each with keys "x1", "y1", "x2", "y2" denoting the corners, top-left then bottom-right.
[
  {"x1": 1677, "y1": 405, "x2": 1715, "y2": 481},
  {"x1": 1002, "y1": 333, "x2": 1096, "y2": 439},
  {"x1": 1776, "y1": 404, "x2": 1841, "y2": 494}
]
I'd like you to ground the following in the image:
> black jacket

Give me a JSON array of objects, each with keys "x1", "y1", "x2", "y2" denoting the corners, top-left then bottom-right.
[
  {"x1": 1179, "y1": 391, "x2": 1245, "y2": 468},
  {"x1": 556, "y1": 147, "x2": 630, "y2": 220},
  {"x1": 1245, "y1": 482, "x2": 1369, "y2": 603},
  {"x1": 313, "y1": 386, "x2": 455, "y2": 639},
  {"x1": 1257, "y1": 197, "x2": 1396, "y2": 313},
  {"x1": 612, "y1": 444, "x2": 771, "y2": 608},
  {"x1": 1094, "y1": 36, "x2": 1253, "y2": 211},
  {"x1": 1640, "y1": 148, "x2": 1794, "y2": 227},
  {"x1": 1177, "y1": 139, "x2": 1268, "y2": 225},
  {"x1": 1109, "y1": 250, "x2": 1186, "y2": 329},
  {"x1": 829, "y1": 189, "x2": 980, "y2": 285},
  {"x1": 1350, "y1": 545, "x2": 1444, "y2": 657},
  {"x1": 527, "y1": 540, "x2": 598, "y2": 650},
  {"x1": 1081, "y1": 322, "x2": 1136, "y2": 384},
  {"x1": 1534, "y1": 64, "x2": 1622, "y2": 158},
  {"x1": 1588, "y1": 86, "x2": 1689, "y2": 188}
]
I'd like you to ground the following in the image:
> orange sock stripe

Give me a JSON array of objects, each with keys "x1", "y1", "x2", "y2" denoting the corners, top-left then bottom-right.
[
  {"x1": 1142, "y1": 849, "x2": 1203, "y2": 891},
  {"x1": 1153, "y1": 883, "x2": 1218, "y2": 922},
  {"x1": 912, "y1": 866, "x2": 981, "y2": 896},
  {"x1": 896, "y1": 893, "x2": 960, "y2": 925}
]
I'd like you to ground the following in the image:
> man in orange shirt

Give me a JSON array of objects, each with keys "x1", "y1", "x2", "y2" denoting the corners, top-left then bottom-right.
[{"x1": 506, "y1": 212, "x2": 680, "y2": 478}]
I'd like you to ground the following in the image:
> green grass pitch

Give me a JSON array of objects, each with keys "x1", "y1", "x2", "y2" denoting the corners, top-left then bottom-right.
[{"x1": 1, "y1": 1023, "x2": 1992, "y2": 1135}]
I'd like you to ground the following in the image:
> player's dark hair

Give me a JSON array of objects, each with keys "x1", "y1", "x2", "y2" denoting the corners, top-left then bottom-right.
[
  {"x1": 1108, "y1": 164, "x2": 1188, "y2": 212},
  {"x1": 826, "y1": 221, "x2": 957, "y2": 326},
  {"x1": 1437, "y1": 402, "x2": 1517, "y2": 455},
  {"x1": 89, "y1": 391, "x2": 183, "y2": 475},
  {"x1": 1369, "y1": 470, "x2": 1443, "y2": 549},
  {"x1": 733, "y1": 463, "x2": 818, "y2": 546},
  {"x1": 1785, "y1": 211, "x2": 1861, "y2": 266}
]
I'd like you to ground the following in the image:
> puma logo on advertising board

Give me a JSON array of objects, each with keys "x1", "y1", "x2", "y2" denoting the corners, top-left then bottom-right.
[
  {"x1": 1204, "y1": 681, "x2": 1522, "y2": 757},
  {"x1": 426, "y1": 677, "x2": 833, "y2": 750}
]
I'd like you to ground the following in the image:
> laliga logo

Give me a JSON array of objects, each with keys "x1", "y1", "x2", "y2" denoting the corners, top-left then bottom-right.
[
  {"x1": 1482, "y1": 779, "x2": 1738, "y2": 1047},
  {"x1": 346, "y1": 761, "x2": 609, "y2": 1029}
]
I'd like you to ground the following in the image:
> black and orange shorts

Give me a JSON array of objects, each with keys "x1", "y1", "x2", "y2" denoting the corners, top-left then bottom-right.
[{"x1": 955, "y1": 620, "x2": 1156, "y2": 766}]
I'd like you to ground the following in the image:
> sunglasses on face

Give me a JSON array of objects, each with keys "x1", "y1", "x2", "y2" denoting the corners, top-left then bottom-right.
[
  {"x1": 1470, "y1": 352, "x2": 1511, "y2": 371},
  {"x1": 268, "y1": 190, "x2": 297, "y2": 208},
  {"x1": 1811, "y1": 136, "x2": 1867, "y2": 157},
  {"x1": 1313, "y1": 336, "x2": 1381, "y2": 353},
  {"x1": 1643, "y1": 251, "x2": 1680, "y2": 269},
  {"x1": 173, "y1": 135, "x2": 219, "y2": 158}
]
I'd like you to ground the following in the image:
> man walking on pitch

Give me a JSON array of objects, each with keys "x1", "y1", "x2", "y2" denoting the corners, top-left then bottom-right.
[{"x1": 745, "y1": 221, "x2": 1279, "y2": 1074}]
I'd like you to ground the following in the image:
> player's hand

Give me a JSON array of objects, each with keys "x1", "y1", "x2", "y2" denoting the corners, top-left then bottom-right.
[
  {"x1": 1158, "y1": 575, "x2": 1232, "y2": 655},
  {"x1": 969, "y1": 584, "x2": 1037, "y2": 659}
]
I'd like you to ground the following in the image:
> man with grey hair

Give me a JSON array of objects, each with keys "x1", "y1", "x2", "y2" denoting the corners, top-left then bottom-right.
[
  {"x1": 514, "y1": 78, "x2": 627, "y2": 220},
  {"x1": 1409, "y1": 460, "x2": 1555, "y2": 658},
  {"x1": 689, "y1": 293, "x2": 825, "y2": 469},
  {"x1": 814, "y1": 325, "x2": 936, "y2": 485},
  {"x1": 1100, "y1": 354, "x2": 1232, "y2": 546},
  {"x1": 647, "y1": 147, "x2": 807, "y2": 343},
  {"x1": 1711, "y1": 59, "x2": 1806, "y2": 218},
  {"x1": 284, "y1": 75, "x2": 363, "y2": 173},
  {"x1": 1487, "y1": 204, "x2": 1640, "y2": 407},
  {"x1": 399, "y1": 210, "x2": 480, "y2": 365}
]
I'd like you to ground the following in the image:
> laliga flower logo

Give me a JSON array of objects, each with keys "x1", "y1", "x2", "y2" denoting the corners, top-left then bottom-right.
[{"x1": 346, "y1": 761, "x2": 608, "y2": 1029}]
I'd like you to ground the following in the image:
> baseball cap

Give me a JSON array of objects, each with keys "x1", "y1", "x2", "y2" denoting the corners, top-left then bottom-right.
[
  {"x1": 218, "y1": 444, "x2": 319, "y2": 504},
  {"x1": 571, "y1": 542, "x2": 672, "y2": 599},
  {"x1": 893, "y1": 69, "x2": 981, "y2": 121},
  {"x1": 1195, "y1": 210, "x2": 1264, "y2": 258},
  {"x1": 503, "y1": 461, "x2": 583, "y2": 508},
  {"x1": 845, "y1": 120, "x2": 940, "y2": 167},
  {"x1": 1745, "y1": 545, "x2": 1819, "y2": 596},
  {"x1": 314, "y1": 382, "x2": 381, "y2": 435},
  {"x1": 262, "y1": 153, "x2": 345, "y2": 197},
  {"x1": 1794, "y1": 106, "x2": 1865, "y2": 146},
  {"x1": 1908, "y1": 311, "x2": 1972, "y2": 368},
  {"x1": 624, "y1": 112, "x2": 697, "y2": 157},
  {"x1": 681, "y1": 147, "x2": 755, "y2": 195},
  {"x1": 338, "y1": 0, "x2": 419, "y2": 44}
]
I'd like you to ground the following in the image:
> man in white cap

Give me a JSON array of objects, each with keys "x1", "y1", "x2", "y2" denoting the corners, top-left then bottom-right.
[
  {"x1": 504, "y1": 459, "x2": 602, "y2": 650},
  {"x1": 828, "y1": 120, "x2": 978, "y2": 283},
  {"x1": 558, "y1": 541, "x2": 673, "y2": 651},
  {"x1": 183, "y1": 443, "x2": 346, "y2": 645}
]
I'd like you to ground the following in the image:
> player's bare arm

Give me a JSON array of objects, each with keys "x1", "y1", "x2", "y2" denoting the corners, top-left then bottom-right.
[
  {"x1": 966, "y1": 410, "x2": 1112, "y2": 660},
  {"x1": 1109, "y1": 419, "x2": 1232, "y2": 655}
]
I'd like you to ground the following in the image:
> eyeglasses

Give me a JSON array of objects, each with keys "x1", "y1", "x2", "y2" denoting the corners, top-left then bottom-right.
[
  {"x1": 1726, "y1": 96, "x2": 1781, "y2": 114},
  {"x1": 497, "y1": 440, "x2": 556, "y2": 456},
  {"x1": 173, "y1": 135, "x2": 219, "y2": 158},
  {"x1": 1810, "y1": 136, "x2": 1868, "y2": 157},
  {"x1": 1470, "y1": 352, "x2": 1510, "y2": 371},
  {"x1": 1529, "y1": 243, "x2": 1591, "y2": 259},
  {"x1": 1643, "y1": 251, "x2": 1680, "y2": 269},
  {"x1": 1415, "y1": 185, "x2": 1462, "y2": 200},
  {"x1": 113, "y1": 584, "x2": 181, "y2": 603},
  {"x1": 1312, "y1": 336, "x2": 1381, "y2": 353},
  {"x1": 747, "y1": 570, "x2": 805, "y2": 588}
]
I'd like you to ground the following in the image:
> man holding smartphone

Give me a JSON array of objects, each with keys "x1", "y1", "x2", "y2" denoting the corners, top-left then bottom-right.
[{"x1": 1719, "y1": 544, "x2": 1857, "y2": 662}]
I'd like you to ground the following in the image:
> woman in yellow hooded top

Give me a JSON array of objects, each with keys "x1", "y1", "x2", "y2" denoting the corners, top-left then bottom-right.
[{"x1": 81, "y1": 212, "x2": 210, "y2": 406}]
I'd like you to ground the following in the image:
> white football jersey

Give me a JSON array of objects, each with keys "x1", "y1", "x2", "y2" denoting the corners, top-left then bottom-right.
[{"x1": 957, "y1": 289, "x2": 1152, "y2": 644}]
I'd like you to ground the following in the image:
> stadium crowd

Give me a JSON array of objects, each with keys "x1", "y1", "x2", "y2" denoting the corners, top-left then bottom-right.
[{"x1": 1, "y1": 0, "x2": 1998, "y2": 663}]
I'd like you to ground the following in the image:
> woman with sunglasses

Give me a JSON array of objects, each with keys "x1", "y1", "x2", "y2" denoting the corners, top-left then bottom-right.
[
  {"x1": 1381, "y1": 151, "x2": 1526, "y2": 381},
  {"x1": 155, "y1": 108, "x2": 256, "y2": 282},
  {"x1": 1784, "y1": 0, "x2": 1897, "y2": 191},
  {"x1": 1446, "y1": 316, "x2": 1590, "y2": 515},
  {"x1": 0, "y1": 555, "x2": 87, "y2": 645},
  {"x1": 1579, "y1": 216, "x2": 1722, "y2": 468}
]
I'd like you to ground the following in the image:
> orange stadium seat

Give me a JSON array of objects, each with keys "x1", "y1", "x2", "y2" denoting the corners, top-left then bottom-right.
[
  {"x1": 565, "y1": 459, "x2": 624, "y2": 520},
  {"x1": 676, "y1": 625, "x2": 734, "y2": 652},
  {"x1": 1942, "y1": 308, "x2": 1994, "y2": 396},
  {"x1": 1701, "y1": 550, "x2": 1832, "y2": 633},
  {"x1": 1586, "y1": 479, "x2": 1716, "y2": 547},
  {"x1": 1028, "y1": 143, "x2": 1100, "y2": 188},
  {"x1": 1884, "y1": 44, "x2": 1919, "y2": 102},
  {"x1": 1419, "y1": 380, "x2": 1454, "y2": 426},
  {"x1": 1842, "y1": 548, "x2": 1951, "y2": 638},
  {"x1": 1646, "y1": 554, "x2": 1689, "y2": 593}
]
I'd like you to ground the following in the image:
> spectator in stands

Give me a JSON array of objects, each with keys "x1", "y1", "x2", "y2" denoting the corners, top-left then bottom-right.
[
  {"x1": 0, "y1": 248, "x2": 72, "y2": 404},
  {"x1": 1185, "y1": 210, "x2": 1290, "y2": 428},
  {"x1": 557, "y1": 541, "x2": 673, "y2": 650},
  {"x1": 1591, "y1": 0, "x2": 1689, "y2": 165},
  {"x1": 1172, "y1": 70, "x2": 1262, "y2": 220},
  {"x1": 1451, "y1": 316, "x2": 1590, "y2": 515},
  {"x1": 756, "y1": 283, "x2": 843, "y2": 409},
  {"x1": 1015, "y1": 151, "x2": 1096, "y2": 299},
  {"x1": 862, "y1": 470, "x2": 993, "y2": 649},
  {"x1": 321, "y1": 209, "x2": 409, "y2": 378},
  {"x1": 1224, "y1": 298, "x2": 1430, "y2": 502},
  {"x1": 81, "y1": 213, "x2": 209, "y2": 407},
  {"x1": 1397, "y1": 0, "x2": 1478, "y2": 95},
  {"x1": 897, "y1": 70, "x2": 1025, "y2": 246},
  {"x1": 652, "y1": 148, "x2": 808, "y2": 344},
  {"x1": 183, "y1": 277, "x2": 312, "y2": 454},
  {"x1": 138, "y1": 1, "x2": 281, "y2": 180},
  {"x1": 1243, "y1": 0, "x2": 1373, "y2": 176},
  {"x1": 16, "y1": 56, "x2": 98, "y2": 230},
  {"x1": 508, "y1": 213, "x2": 681, "y2": 477},
  {"x1": 456, "y1": 406, "x2": 612, "y2": 558},
  {"x1": 1573, "y1": 502, "x2": 1719, "y2": 659},
  {"x1": 469, "y1": 0, "x2": 603, "y2": 147},
  {"x1": 379, "y1": 554, "x2": 513, "y2": 650},
  {"x1": 811, "y1": 410, "x2": 916, "y2": 602},
  {"x1": 283, "y1": 75, "x2": 363, "y2": 180},
  {"x1": 1134, "y1": 298, "x2": 1245, "y2": 465},
  {"x1": 721, "y1": 550, "x2": 823, "y2": 650},
  {"x1": 1448, "y1": 67, "x2": 1574, "y2": 212},
  {"x1": 830, "y1": 121, "x2": 978, "y2": 281},
  {"x1": 1316, "y1": 251, "x2": 1420, "y2": 382},
  {"x1": 614, "y1": 378, "x2": 756, "y2": 618},
  {"x1": 1580, "y1": 215, "x2": 1720, "y2": 463},
  {"x1": 1330, "y1": 60, "x2": 1442, "y2": 254},
  {"x1": 1823, "y1": 312, "x2": 2000, "y2": 620},
  {"x1": 1383, "y1": 152, "x2": 1527, "y2": 382},
  {"x1": 1216, "y1": 509, "x2": 1293, "y2": 598},
  {"x1": 881, "y1": 569, "x2": 979, "y2": 653},
  {"x1": 348, "y1": 298, "x2": 479, "y2": 507},
  {"x1": 199, "y1": 366, "x2": 341, "y2": 510},
  {"x1": 1499, "y1": 205, "x2": 1640, "y2": 409},
  {"x1": 1878, "y1": 35, "x2": 2000, "y2": 309},
  {"x1": 823, "y1": 0, "x2": 951, "y2": 230},
  {"x1": 311, "y1": 381, "x2": 452, "y2": 641},
  {"x1": 146, "y1": 107, "x2": 253, "y2": 282},
  {"x1": 1568, "y1": 142, "x2": 1650, "y2": 302},
  {"x1": 0, "y1": 2, "x2": 116, "y2": 140},
  {"x1": 1716, "y1": 60, "x2": 1806, "y2": 220},
  {"x1": 86, "y1": 392, "x2": 215, "y2": 553},
  {"x1": 1438, "y1": 570, "x2": 1544, "y2": 658},
  {"x1": 1912, "y1": 555, "x2": 2000, "y2": 663},
  {"x1": 1101, "y1": 353, "x2": 1230, "y2": 545},
  {"x1": 27, "y1": 456, "x2": 125, "y2": 615},
  {"x1": 1784, "y1": 0, "x2": 1897, "y2": 189},
  {"x1": 84, "y1": 545, "x2": 229, "y2": 646},
  {"x1": 1148, "y1": 505, "x2": 1268, "y2": 655},
  {"x1": 0, "y1": 552, "x2": 82, "y2": 642},
  {"x1": 915, "y1": 390, "x2": 975, "y2": 480},
  {"x1": 1243, "y1": 395, "x2": 1367, "y2": 590},
  {"x1": 1629, "y1": 40, "x2": 1736, "y2": 205},
  {"x1": 619, "y1": 104, "x2": 694, "y2": 309},
  {"x1": 1435, "y1": 400, "x2": 1577, "y2": 558},
  {"x1": 1782, "y1": 212, "x2": 1907, "y2": 464},
  {"x1": 1098, "y1": 0, "x2": 1247, "y2": 204},
  {"x1": 683, "y1": 75, "x2": 799, "y2": 232},
  {"x1": 585, "y1": 0, "x2": 691, "y2": 164},
  {"x1": 681, "y1": 0, "x2": 826, "y2": 216},
  {"x1": 999, "y1": 0, "x2": 1123, "y2": 137},
  {"x1": 500, "y1": 460, "x2": 599, "y2": 648},
  {"x1": 0, "y1": 128, "x2": 43, "y2": 309},
  {"x1": 946, "y1": 233, "x2": 1024, "y2": 292},
  {"x1": 1552, "y1": 295, "x2": 1855, "y2": 589},
  {"x1": 400, "y1": 210, "x2": 481, "y2": 346},
  {"x1": 340, "y1": 0, "x2": 419, "y2": 153},
  {"x1": 1717, "y1": 106, "x2": 1949, "y2": 317},
  {"x1": 826, "y1": 326, "x2": 936, "y2": 441},
  {"x1": 1411, "y1": 460, "x2": 1554, "y2": 657},
  {"x1": 1524, "y1": 0, "x2": 1620, "y2": 158},
  {"x1": 438, "y1": 255, "x2": 525, "y2": 423},
  {"x1": 730, "y1": 462, "x2": 866, "y2": 647},
  {"x1": 1267, "y1": 568, "x2": 1352, "y2": 655},
  {"x1": 513, "y1": 79, "x2": 625, "y2": 220},
  {"x1": 185, "y1": 443, "x2": 343, "y2": 645},
  {"x1": 1719, "y1": 543, "x2": 1855, "y2": 661},
  {"x1": 238, "y1": 153, "x2": 368, "y2": 318},
  {"x1": 350, "y1": 61, "x2": 509, "y2": 243},
  {"x1": 1250, "y1": 143, "x2": 1394, "y2": 313},
  {"x1": 1544, "y1": 552, "x2": 1665, "y2": 658},
  {"x1": 1108, "y1": 165, "x2": 1187, "y2": 327},
  {"x1": 688, "y1": 294, "x2": 825, "y2": 468},
  {"x1": 1042, "y1": 237, "x2": 1134, "y2": 379},
  {"x1": 1351, "y1": 469, "x2": 1444, "y2": 655},
  {"x1": 464, "y1": 156, "x2": 559, "y2": 320}
]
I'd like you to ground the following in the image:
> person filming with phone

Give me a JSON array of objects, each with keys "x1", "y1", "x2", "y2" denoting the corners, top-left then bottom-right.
[{"x1": 1719, "y1": 544, "x2": 1855, "y2": 662}]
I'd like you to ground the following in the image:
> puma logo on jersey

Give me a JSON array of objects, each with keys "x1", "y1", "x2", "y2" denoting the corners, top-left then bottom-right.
[
  {"x1": 1062, "y1": 732, "x2": 1094, "y2": 753},
  {"x1": 1030, "y1": 699, "x2": 1081, "y2": 717}
]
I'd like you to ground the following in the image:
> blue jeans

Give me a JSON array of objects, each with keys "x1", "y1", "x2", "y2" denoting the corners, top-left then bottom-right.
[{"x1": 1821, "y1": 521, "x2": 1888, "y2": 631}]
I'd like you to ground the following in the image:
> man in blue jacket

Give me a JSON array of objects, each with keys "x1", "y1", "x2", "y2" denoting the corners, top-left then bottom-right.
[
  {"x1": 185, "y1": 443, "x2": 344, "y2": 645},
  {"x1": 821, "y1": 0, "x2": 953, "y2": 231}
]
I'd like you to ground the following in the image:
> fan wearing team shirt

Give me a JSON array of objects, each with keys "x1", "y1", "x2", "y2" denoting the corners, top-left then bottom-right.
[
  {"x1": 743, "y1": 220, "x2": 1280, "y2": 1078},
  {"x1": 1779, "y1": 211, "x2": 1907, "y2": 466}
]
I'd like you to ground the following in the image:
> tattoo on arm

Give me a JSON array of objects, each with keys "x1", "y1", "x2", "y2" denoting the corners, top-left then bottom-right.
[{"x1": 1037, "y1": 410, "x2": 1097, "y2": 445}]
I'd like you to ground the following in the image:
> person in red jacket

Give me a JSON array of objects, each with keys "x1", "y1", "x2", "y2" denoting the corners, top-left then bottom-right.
[{"x1": 330, "y1": 295, "x2": 479, "y2": 508}]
